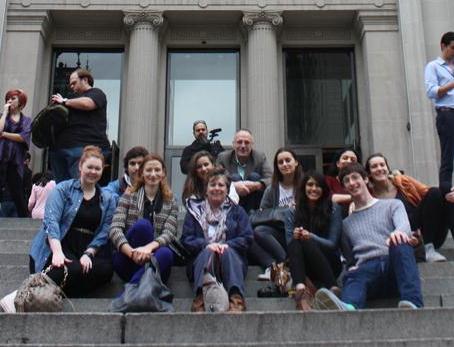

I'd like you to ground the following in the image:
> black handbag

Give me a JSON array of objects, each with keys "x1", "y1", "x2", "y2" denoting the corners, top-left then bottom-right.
[
  {"x1": 168, "y1": 238, "x2": 191, "y2": 266},
  {"x1": 110, "y1": 256, "x2": 174, "y2": 313},
  {"x1": 249, "y1": 207, "x2": 289, "y2": 229},
  {"x1": 31, "y1": 104, "x2": 69, "y2": 148}
]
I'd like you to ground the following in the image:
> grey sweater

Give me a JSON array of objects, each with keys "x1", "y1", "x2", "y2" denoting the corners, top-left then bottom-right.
[{"x1": 342, "y1": 199, "x2": 411, "y2": 266}]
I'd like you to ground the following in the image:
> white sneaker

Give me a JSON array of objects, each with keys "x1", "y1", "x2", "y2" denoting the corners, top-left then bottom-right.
[
  {"x1": 0, "y1": 290, "x2": 17, "y2": 313},
  {"x1": 425, "y1": 243, "x2": 447, "y2": 262},
  {"x1": 257, "y1": 267, "x2": 271, "y2": 281},
  {"x1": 398, "y1": 300, "x2": 418, "y2": 309}
]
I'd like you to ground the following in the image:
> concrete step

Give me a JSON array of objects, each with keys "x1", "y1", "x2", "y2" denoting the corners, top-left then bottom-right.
[
  {"x1": 121, "y1": 309, "x2": 454, "y2": 344},
  {"x1": 1, "y1": 340, "x2": 454, "y2": 347},
  {"x1": 2, "y1": 309, "x2": 454, "y2": 345},
  {"x1": 0, "y1": 218, "x2": 41, "y2": 229},
  {"x1": 0, "y1": 253, "x2": 29, "y2": 266}
]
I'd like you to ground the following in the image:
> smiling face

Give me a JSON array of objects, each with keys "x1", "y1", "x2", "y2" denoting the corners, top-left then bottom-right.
[
  {"x1": 342, "y1": 172, "x2": 369, "y2": 198},
  {"x1": 367, "y1": 156, "x2": 390, "y2": 183},
  {"x1": 79, "y1": 156, "x2": 103, "y2": 186},
  {"x1": 142, "y1": 159, "x2": 165, "y2": 189},
  {"x1": 196, "y1": 155, "x2": 214, "y2": 181},
  {"x1": 206, "y1": 175, "x2": 228, "y2": 208},
  {"x1": 305, "y1": 177, "x2": 323, "y2": 203},
  {"x1": 233, "y1": 130, "x2": 253, "y2": 161},
  {"x1": 276, "y1": 151, "x2": 298, "y2": 179},
  {"x1": 337, "y1": 150, "x2": 358, "y2": 170}
]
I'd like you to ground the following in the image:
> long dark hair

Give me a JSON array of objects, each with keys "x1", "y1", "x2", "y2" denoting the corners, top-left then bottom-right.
[
  {"x1": 32, "y1": 171, "x2": 54, "y2": 187},
  {"x1": 294, "y1": 171, "x2": 332, "y2": 235},
  {"x1": 182, "y1": 151, "x2": 214, "y2": 203},
  {"x1": 271, "y1": 147, "x2": 303, "y2": 188}
]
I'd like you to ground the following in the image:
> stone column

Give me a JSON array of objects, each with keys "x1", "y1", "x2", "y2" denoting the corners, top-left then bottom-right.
[
  {"x1": 0, "y1": 0, "x2": 7, "y2": 54},
  {"x1": 242, "y1": 11, "x2": 282, "y2": 160},
  {"x1": 355, "y1": 10, "x2": 413, "y2": 176},
  {"x1": 397, "y1": 0, "x2": 438, "y2": 185},
  {"x1": 122, "y1": 11, "x2": 163, "y2": 154}
]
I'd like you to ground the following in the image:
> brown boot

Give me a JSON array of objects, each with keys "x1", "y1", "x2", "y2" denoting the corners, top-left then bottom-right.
[
  {"x1": 191, "y1": 294, "x2": 205, "y2": 312},
  {"x1": 294, "y1": 287, "x2": 314, "y2": 311},
  {"x1": 228, "y1": 294, "x2": 246, "y2": 312}
]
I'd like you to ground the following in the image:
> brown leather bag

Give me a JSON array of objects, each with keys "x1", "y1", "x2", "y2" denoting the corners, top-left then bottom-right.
[{"x1": 14, "y1": 265, "x2": 71, "y2": 312}]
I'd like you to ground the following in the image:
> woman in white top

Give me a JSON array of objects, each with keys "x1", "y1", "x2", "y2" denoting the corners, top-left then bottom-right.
[{"x1": 251, "y1": 148, "x2": 303, "y2": 281}]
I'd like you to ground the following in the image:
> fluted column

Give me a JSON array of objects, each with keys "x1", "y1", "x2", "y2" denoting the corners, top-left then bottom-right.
[
  {"x1": 122, "y1": 11, "x2": 163, "y2": 154},
  {"x1": 242, "y1": 11, "x2": 282, "y2": 160}
]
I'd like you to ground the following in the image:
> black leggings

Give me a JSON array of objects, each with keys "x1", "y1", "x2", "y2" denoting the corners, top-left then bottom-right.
[
  {"x1": 288, "y1": 238, "x2": 340, "y2": 289},
  {"x1": 409, "y1": 187, "x2": 448, "y2": 248},
  {"x1": 29, "y1": 251, "x2": 113, "y2": 297},
  {"x1": 248, "y1": 225, "x2": 287, "y2": 268}
]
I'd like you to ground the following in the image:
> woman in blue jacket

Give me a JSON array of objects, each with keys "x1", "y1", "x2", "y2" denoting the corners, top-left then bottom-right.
[
  {"x1": 181, "y1": 167, "x2": 253, "y2": 312},
  {"x1": 0, "y1": 146, "x2": 115, "y2": 313}
]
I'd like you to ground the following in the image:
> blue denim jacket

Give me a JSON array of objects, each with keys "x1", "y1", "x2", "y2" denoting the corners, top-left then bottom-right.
[{"x1": 29, "y1": 179, "x2": 116, "y2": 272}]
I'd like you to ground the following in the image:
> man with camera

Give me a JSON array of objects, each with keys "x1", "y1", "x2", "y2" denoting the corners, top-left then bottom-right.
[{"x1": 179, "y1": 120, "x2": 223, "y2": 174}]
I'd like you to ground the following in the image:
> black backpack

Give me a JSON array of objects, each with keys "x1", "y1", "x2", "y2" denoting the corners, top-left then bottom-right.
[{"x1": 31, "y1": 104, "x2": 69, "y2": 148}]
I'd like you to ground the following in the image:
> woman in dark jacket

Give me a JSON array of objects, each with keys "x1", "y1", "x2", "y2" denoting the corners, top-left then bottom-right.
[
  {"x1": 288, "y1": 171, "x2": 342, "y2": 311},
  {"x1": 181, "y1": 167, "x2": 253, "y2": 312},
  {"x1": 0, "y1": 89, "x2": 32, "y2": 217}
]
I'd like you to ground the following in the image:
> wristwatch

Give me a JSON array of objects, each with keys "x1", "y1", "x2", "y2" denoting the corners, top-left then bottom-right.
[
  {"x1": 62, "y1": 98, "x2": 68, "y2": 106},
  {"x1": 83, "y1": 251, "x2": 94, "y2": 259}
]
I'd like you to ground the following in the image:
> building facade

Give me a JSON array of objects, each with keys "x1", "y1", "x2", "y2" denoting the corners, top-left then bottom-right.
[{"x1": 0, "y1": 0, "x2": 451, "y2": 195}]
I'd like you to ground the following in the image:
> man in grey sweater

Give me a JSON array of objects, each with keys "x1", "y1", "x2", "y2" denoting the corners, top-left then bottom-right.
[{"x1": 315, "y1": 163, "x2": 423, "y2": 310}]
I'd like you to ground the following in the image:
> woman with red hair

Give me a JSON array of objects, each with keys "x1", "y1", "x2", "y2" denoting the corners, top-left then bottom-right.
[{"x1": 0, "y1": 89, "x2": 32, "y2": 217}]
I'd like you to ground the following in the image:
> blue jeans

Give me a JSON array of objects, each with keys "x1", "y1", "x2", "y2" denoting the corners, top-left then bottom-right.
[
  {"x1": 341, "y1": 243, "x2": 423, "y2": 308},
  {"x1": 112, "y1": 218, "x2": 174, "y2": 284},
  {"x1": 192, "y1": 247, "x2": 247, "y2": 296}
]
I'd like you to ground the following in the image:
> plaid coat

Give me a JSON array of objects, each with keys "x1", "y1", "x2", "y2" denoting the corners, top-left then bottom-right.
[{"x1": 109, "y1": 186, "x2": 178, "y2": 250}]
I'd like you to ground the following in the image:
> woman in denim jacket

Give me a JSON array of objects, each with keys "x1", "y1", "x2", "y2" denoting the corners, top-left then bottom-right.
[{"x1": 0, "y1": 146, "x2": 116, "y2": 312}]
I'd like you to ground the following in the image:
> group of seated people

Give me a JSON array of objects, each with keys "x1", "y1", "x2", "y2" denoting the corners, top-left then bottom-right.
[{"x1": 2, "y1": 124, "x2": 453, "y2": 314}]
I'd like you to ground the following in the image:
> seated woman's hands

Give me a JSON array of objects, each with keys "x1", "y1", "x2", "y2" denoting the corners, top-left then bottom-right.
[
  {"x1": 293, "y1": 227, "x2": 311, "y2": 240},
  {"x1": 80, "y1": 254, "x2": 92, "y2": 274},
  {"x1": 207, "y1": 243, "x2": 229, "y2": 254},
  {"x1": 51, "y1": 250, "x2": 72, "y2": 268},
  {"x1": 130, "y1": 241, "x2": 160, "y2": 265}
]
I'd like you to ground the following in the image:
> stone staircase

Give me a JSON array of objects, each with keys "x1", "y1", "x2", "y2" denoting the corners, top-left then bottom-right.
[{"x1": 1, "y1": 218, "x2": 454, "y2": 346}]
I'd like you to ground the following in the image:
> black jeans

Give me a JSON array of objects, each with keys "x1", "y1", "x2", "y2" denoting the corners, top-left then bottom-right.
[
  {"x1": 248, "y1": 225, "x2": 287, "y2": 268},
  {"x1": 409, "y1": 187, "x2": 448, "y2": 248},
  {"x1": 436, "y1": 108, "x2": 454, "y2": 195},
  {"x1": 287, "y1": 238, "x2": 340, "y2": 289},
  {"x1": 29, "y1": 251, "x2": 113, "y2": 298}
]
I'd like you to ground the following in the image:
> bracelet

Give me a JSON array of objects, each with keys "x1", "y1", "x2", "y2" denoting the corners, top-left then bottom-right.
[{"x1": 83, "y1": 251, "x2": 94, "y2": 259}]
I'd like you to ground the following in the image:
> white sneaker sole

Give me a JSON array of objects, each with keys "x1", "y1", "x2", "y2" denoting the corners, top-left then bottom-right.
[{"x1": 314, "y1": 289, "x2": 345, "y2": 311}]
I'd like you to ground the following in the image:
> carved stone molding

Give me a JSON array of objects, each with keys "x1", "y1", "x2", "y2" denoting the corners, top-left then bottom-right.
[
  {"x1": 354, "y1": 10, "x2": 398, "y2": 39},
  {"x1": 123, "y1": 11, "x2": 164, "y2": 30},
  {"x1": 55, "y1": 28, "x2": 122, "y2": 41},
  {"x1": 6, "y1": 10, "x2": 53, "y2": 39},
  {"x1": 242, "y1": 11, "x2": 283, "y2": 29},
  {"x1": 284, "y1": 27, "x2": 352, "y2": 41},
  {"x1": 169, "y1": 25, "x2": 237, "y2": 41}
]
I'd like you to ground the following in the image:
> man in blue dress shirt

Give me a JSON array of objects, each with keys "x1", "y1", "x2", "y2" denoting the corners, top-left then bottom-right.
[{"x1": 425, "y1": 31, "x2": 454, "y2": 196}]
